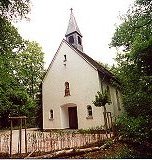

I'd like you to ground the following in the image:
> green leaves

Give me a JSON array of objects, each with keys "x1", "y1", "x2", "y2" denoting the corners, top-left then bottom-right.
[
  {"x1": 116, "y1": 114, "x2": 152, "y2": 142},
  {"x1": 111, "y1": 0, "x2": 152, "y2": 52},
  {"x1": 16, "y1": 41, "x2": 45, "y2": 98},
  {"x1": 93, "y1": 90, "x2": 111, "y2": 107},
  {"x1": 93, "y1": 90, "x2": 111, "y2": 130},
  {"x1": 0, "y1": 0, "x2": 31, "y2": 21},
  {"x1": 111, "y1": 0, "x2": 152, "y2": 144},
  {"x1": 111, "y1": 0, "x2": 152, "y2": 116},
  {"x1": 0, "y1": 17, "x2": 45, "y2": 128}
]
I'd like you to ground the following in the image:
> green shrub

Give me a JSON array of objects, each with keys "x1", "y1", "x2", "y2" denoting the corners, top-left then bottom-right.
[
  {"x1": 109, "y1": 145, "x2": 135, "y2": 159},
  {"x1": 78, "y1": 126, "x2": 104, "y2": 134},
  {"x1": 115, "y1": 113, "x2": 152, "y2": 143},
  {"x1": 104, "y1": 139, "x2": 113, "y2": 148}
]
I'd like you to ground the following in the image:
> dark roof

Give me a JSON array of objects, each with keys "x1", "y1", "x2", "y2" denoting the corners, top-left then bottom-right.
[{"x1": 65, "y1": 39, "x2": 120, "y2": 84}]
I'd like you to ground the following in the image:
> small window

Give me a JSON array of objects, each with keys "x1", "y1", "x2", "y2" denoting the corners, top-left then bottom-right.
[
  {"x1": 78, "y1": 36, "x2": 82, "y2": 45},
  {"x1": 49, "y1": 109, "x2": 53, "y2": 119},
  {"x1": 64, "y1": 55, "x2": 67, "y2": 62},
  {"x1": 87, "y1": 105, "x2": 92, "y2": 117},
  {"x1": 116, "y1": 89, "x2": 121, "y2": 111},
  {"x1": 65, "y1": 82, "x2": 70, "y2": 96},
  {"x1": 68, "y1": 36, "x2": 74, "y2": 44}
]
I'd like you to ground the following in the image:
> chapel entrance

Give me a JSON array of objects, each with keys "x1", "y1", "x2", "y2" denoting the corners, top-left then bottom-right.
[{"x1": 68, "y1": 107, "x2": 78, "y2": 129}]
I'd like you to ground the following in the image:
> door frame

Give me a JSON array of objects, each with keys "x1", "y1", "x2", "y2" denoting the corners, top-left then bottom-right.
[{"x1": 60, "y1": 103, "x2": 78, "y2": 129}]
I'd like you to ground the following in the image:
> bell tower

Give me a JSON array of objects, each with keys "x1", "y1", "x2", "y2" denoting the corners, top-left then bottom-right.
[{"x1": 65, "y1": 9, "x2": 83, "y2": 52}]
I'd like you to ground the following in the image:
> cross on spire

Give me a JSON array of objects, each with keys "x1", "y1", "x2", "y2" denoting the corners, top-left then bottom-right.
[{"x1": 70, "y1": 8, "x2": 73, "y2": 13}]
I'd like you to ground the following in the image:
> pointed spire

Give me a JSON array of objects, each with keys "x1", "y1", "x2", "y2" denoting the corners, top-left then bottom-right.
[
  {"x1": 65, "y1": 8, "x2": 82, "y2": 36},
  {"x1": 65, "y1": 9, "x2": 83, "y2": 52}
]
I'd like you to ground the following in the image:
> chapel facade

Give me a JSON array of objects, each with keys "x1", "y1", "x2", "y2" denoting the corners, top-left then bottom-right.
[{"x1": 42, "y1": 9, "x2": 123, "y2": 129}]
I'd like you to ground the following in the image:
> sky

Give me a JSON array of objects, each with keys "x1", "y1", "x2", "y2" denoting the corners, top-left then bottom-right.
[{"x1": 14, "y1": 0, "x2": 134, "y2": 68}]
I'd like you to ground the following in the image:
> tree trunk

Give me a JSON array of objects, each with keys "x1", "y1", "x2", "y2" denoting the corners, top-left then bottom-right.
[
  {"x1": 25, "y1": 147, "x2": 101, "y2": 159},
  {"x1": 103, "y1": 106, "x2": 108, "y2": 138}
]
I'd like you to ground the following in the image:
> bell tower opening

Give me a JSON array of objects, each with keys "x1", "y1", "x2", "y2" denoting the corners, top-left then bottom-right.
[
  {"x1": 78, "y1": 36, "x2": 82, "y2": 45},
  {"x1": 68, "y1": 35, "x2": 74, "y2": 44}
]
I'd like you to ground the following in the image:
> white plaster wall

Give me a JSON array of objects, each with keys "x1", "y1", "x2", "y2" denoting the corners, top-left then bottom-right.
[
  {"x1": 43, "y1": 40, "x2": 117, "y2": 129},
  {"x1": 99, "y1": 76, "x2": 123, "y2": 120}
]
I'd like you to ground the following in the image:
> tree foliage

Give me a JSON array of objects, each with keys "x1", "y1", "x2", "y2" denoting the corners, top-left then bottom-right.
[
  {"x1": 111, "y1": 0, "x2": 152, "y2": 116},
  {"x1": 93, "y1": 91, "x2": 111, "y2": 107},
  {"x1": 111, "y1": 0, "x2": 152, "y2": 144},
  {"x1": 93, "y1": 90, "x2": 111, "y2": 130},
  {"x1": 0, "y1": 17, "x2": 44, "y2": 128},
  {"x1": 116, "y1": 113, "x2": 152, "y2": 143},
  {"x1": 0, "y1": 18, "x2": 28, "y2": 127},
  {"x1": 0, "y1": 0, "x2": 44, "y2": 128},
  {"x1": 0, "y1": 0, "x2": 31, "y2": 21},
  {"x1": 111, "y1": 0, "x2": 152, "y2": 51},
  {"x1": 16, "y1": 41, "x2": 45, "y2": 99}
]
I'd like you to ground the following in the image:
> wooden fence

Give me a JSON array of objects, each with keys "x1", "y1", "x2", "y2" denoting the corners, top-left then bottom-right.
[
  {"x1": 0, "y1": 129, "x2": 113, "y2": 156},
  {"x1": 26, "y1": 130, "x2": 112, "y2": 153},
  {"x1": 0, "y1": 132, "x2": 10, "y2": 153}
]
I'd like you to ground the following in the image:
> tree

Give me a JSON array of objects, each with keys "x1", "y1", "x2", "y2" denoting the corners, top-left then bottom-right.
[
  {"x1": 0, "y1": 0, "x2": 34, "y2": 128},
  {"x1": 16, "y1": 41, "x2": 45, "y2": 99},
  {"x1": 0, "y1": 17, "x2": 32, "y2": 127},
  {"x1": 0, "y1": 0, "x2": 31, "y2": 21},
  {"x1": 0, "y1": 17, "x2": 23, "y2": 104},
  {"x1": 111, "y1": 0, "x2": 152, "y2": 51},
  {"x1": 110, "y1": 0, "x2": 152, "y2": 143},
  {"x1": 0, "y1": 18, "x2": 45, "y2": 128},
  {"x1": 93, "y1": 90, "x2": 111, "y2": 130},
  {"x1": 16, "y1": 41, "x2": 45, "y2": 127}
]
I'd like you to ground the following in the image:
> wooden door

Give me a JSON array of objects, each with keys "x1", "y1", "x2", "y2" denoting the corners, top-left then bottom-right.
[{"x1": 68, "y1": 107, "x2": 78, "y2": 129}]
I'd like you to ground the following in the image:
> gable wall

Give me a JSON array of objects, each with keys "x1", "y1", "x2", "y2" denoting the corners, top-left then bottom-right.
[{"x1": 42, "y1": 41, "x2": 105, "y2": 129}]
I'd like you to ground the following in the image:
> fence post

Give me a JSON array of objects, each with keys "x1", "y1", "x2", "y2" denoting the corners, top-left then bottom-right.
[
  {"x1": 25, "y1": 118, "x2": 27, "y2": 153},
  {"x1": 19, "y1": 118, "x2": 22, "y2": 154},
  {"x1": 10, "y1": 119, "x2": 13, "y2": 158}
]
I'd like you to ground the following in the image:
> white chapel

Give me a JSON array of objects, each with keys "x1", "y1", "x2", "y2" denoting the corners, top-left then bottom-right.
[{"x1": 42, "y1": 9, "x2": 123, "y2": 130}]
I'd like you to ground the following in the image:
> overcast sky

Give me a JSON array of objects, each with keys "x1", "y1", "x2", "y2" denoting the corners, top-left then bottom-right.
[{"x1": 14, "y1": 0, "x2": 134, "y2": 68}]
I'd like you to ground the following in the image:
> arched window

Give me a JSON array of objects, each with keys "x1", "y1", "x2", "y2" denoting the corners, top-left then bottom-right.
[
  {"x1": 78, "y1": 36, "x2": 82, "y2": 45},
  {"x1": 68, "y1": 36, "x2": 74, "y2": 44},
  {"x1": 65, "y1": 82, "x2": 70, "y2": 96},
  {"x1": 49, "y1": 109, "x2": 53, "y2": 119},
  {"x1": 87, "y1": 105, "x2": 92, "y2": 117},
  {"x1": 64, "y1": 55, "x2": 67, "y2": 62}
]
